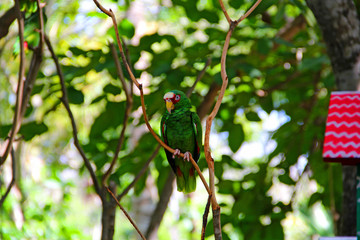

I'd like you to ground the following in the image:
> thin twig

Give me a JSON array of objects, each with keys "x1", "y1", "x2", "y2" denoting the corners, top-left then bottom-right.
[
  {"x1": 106, "y1": 187, "x2": 146, "y2": 240},
  {"x1": 235, "y1": 0, "x2": 262, "y2": 24},
  {"x1": 44, "y1": 35, "x2": 101, "y2": 195},
  {"x1": 186, "y1": 57, "x2": 212, "y2": 97},
  {"x1": 205, "y1": 1, "x2": 262, "y2": 239},
  {"x1": 201, "y1": 193, "x2": 212, "y2": 240},
  {"x1": 218, "y1": 0, "x2": 232, "y2": 24},
  {"x1": 204, "y1": 29, "x2": 233, "y2": 208},
  {"x1": 102, "y1": 43, "x2": 133, "y2": 184},
  {"x1": 0, "y1": 0, "x2": 25, "y2": 166},
  {"x1": 0, "y1": 148, "x2": 16, "y2": 206},
  {"x1": 93, "y1": 0, "x2": 139, "y2": 88},
  {"x1": 20, "y1": 0, "x2": 44, "y2": 119},
  {"x1": 118, "y1": 145, "x2": 161, "y2": 200},
  {"x1": 110, "y1": 42, "x2": 131, "y2": 99},
  {"x1": 122, "y1": 37, "x2": 134, "y2": 95},
  {"x1": 36, "y1": 0, "x2": 45, "y2": 48}
]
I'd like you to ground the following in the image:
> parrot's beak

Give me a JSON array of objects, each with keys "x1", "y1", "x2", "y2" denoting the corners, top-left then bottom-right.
[{"x1": 166, "y1": 100, "x2": 174, "y2": 114}]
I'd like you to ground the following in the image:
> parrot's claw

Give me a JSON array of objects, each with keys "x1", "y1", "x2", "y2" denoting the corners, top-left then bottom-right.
[
  {"x1": 172, "y1": 149, "x2": 181, "y2": 159},
  {"x1": 184, "y1": 152, "x2": 191, "y2": 162}
]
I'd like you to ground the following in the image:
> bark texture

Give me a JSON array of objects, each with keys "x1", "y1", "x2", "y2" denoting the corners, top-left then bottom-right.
[
  {"x1": 0, "y1": 6, "x2": 16, "y2": 39},
  {"x1": 306, "y1": 0, "x2": 360, "y2": 236},
  {"x1": 306, "y1": 0, "x2": 360, "y2": 91},
  {"x1": 101, "y1": 184, "x2": 117, "y2": 240},
  {"x1": 145, "y1": 171, "x2": 175, "y2": 240}
]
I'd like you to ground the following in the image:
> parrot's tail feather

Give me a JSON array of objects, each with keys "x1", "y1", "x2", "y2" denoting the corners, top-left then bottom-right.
[{"x1": 175, "y1": 167, "x2": 196, "y2": 193}]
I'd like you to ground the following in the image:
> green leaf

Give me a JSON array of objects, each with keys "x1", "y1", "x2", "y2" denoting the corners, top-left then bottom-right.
[
  {"x1": 229, "y1": 0, "x2": 244, "y2": 9},
  {"x1": 251, "y1": 0, "x2": 278, "y2": 15},
  {"x1": 222, "y1": 155, "x2": 243, "y2": 169},
  {"x1": 104, "y1": 84, "x2": 121, "y2": 95},
  {"x1": 91, "y1": 95, "x2": 106, "y2": 104},
  {"x1": 298, "y1": 55, "x2": 329, "y2": 72},
  {"x1": 119, "y1": 19, "x2": 135, "y2": 39},
  {"x1": 214, "y1": 161, "x2": 224, "y2": 179},
  {"x1": 217, "y1": 180, "x2": 234, "y2": 194},
  {"x1": 200, "y1": 10, "x2": 219, "y2": 23},
  {"x1": 67, "y1": 86, "x2": 84, "y2": 104},
  {"x1": 89, "y1": 101, "x2": 125, "y2": 138},
  {"x1": 257, "y1": 38, "x2": 273, "y2": 55},
  {"x1": 0, "y1": 124, "x2": 12, "y2": 139},
  {"x1": 278, "y1": 173, "x2": 295, "y2": 185},
  {"x1": 19, "y1": 121, "x2": 48, "y2": 141},
  {"x1": 228, "y1": 123, "x2": 244, "y2": 152},
  {"x1": 134, "y1": 171, "x2": 147, "y2": 196},
  {"x1": 245, "y1": 111, "x2": 261, "y2": 121},
  {"x1": 32, "y1": 84, "x2": 45, "y2": 95},
  {"x1": 308, "y1": 192, "x2": 322, "y2": 207}
]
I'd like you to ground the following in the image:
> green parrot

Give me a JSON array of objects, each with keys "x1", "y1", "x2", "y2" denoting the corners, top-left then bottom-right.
[{"x1": 160, "y1": 90, "x2": 202, "y2": 193}]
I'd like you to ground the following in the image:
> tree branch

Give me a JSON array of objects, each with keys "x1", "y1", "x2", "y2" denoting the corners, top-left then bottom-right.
[
  {"x1": 145, "y1": 170, "x2": 175, "y2": 240},
  {"x1": 106, "y1": 187, "x2": 146, "y2": 240},
  {"x1": 102, "y1": 43, "x2": 133, "y2": 184},
  {"x1": 93, "y1": 0, "x2": 139, "y2": 88},
  {"x1": 0, "y1": 148, "x2": 16, "y2": 206},
  {"x1": 201, "y1": 193, "x2": 212, "y2": 240},
  {"x1": 20, "y1": 0, "x2": 44, "y2": 119},
  {"x1": 218, "y1": 0, "x2": 232, "y2": 24},
  {"x1": 44, "y1": 35, "x2": 101, "y2": 196},
  {"x1": 0, "y1": 6, "x2": 16, "y2": 39},
  {"x1": 186, "y1": 58, "x2": 212, "y2": 97},
  {"x1": 203, "y1": 1, "x2": 262, "y2": 239},
  {"x1": 235, "y1": 0, "x2": 262, "y2": 24},
  {"x1": 277, "y1": 15, "x2": 306, "y2": 42},
  {"x1": 1, "y1": 0, "x2": 25, "y2": 166},
  {"x1": 118, "y1": 145, "x2": 161, "y2": 201}
]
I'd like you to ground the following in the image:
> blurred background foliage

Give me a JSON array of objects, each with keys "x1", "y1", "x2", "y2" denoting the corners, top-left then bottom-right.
[{"x1": 0, "y1": 0, "x2": 339, "y2": 239}]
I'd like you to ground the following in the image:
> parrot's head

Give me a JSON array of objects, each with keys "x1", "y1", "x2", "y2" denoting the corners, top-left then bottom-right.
[{"x1": 163, "y1": 90, "x2": 191, "y2": 114}]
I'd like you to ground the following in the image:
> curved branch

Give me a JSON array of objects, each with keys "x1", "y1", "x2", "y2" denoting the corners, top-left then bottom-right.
[
  {"x1": 106, "y1": 187, "x2": 146, "y2": 240},
  {"x1": 36, "y1": 0, "x2": 44, "y2": 49},
  {"x1": 0, "y1": 6, "x2": 16, "y2": 39},
  {"x1": 186, "y1": 57, "x2": 212, "y2": 97},
  {"x1": 20, "y1": 0, "x2": 44, "y2": 121},
  {"x1": 102, "y1": 43, "x2": 133, "y2": 184},
  {"x1": 201, "y1": 194, "x2": 212, "y2": 240},
  {"x1": 207, "y1": 1, "x2": 262, "y2": 239},
  {"x1": 44, "y1": 35, "x2": 101, "y2": 195},
  {"x1": 0, "y1": 148, "x2": 16, "y2": 206},
  {"x1": 93, "y1": 0, "x2": 140, "y2": 88},
  {"x1": 1, "y1": 0, "x2": 25, "y2": 166},
  {"x1": 118, "y1": 145, "x2": 161, "y2": 201},
  {"x1": 235, "y1": 0, "x2": 262, "y2": 24},
  {"x1": 218, "y1": 0, "x2": 232, "y2": 24}
]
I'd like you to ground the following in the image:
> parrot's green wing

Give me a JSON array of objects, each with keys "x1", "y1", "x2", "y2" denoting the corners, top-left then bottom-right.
[
  {"x1": 190, "y1": 112, "x2": 202, "y2": 162},
  {"x1": 160, "y1": 115, "x2": 177, "y2": 173}
]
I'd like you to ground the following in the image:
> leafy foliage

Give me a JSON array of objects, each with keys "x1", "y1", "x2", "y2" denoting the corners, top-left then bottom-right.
[{"x1": 0, "y1": 0, "x2": 339, "y2": 239}]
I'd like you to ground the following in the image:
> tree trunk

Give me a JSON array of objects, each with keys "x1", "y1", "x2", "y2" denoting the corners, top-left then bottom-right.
[
  {"x1": 305, "y1": 0, "x2": 360, "y2": 236},
  {"x1": 145, "y1": 171, "x2": 175, "y2": 240},
  {"x1": 101, "y1": 183, "x2": 117, "y2": 240}
]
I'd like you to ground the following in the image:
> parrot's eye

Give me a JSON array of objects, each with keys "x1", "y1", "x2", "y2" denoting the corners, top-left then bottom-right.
[{"x1": 175, "y1": 95, "x2": 180, "y2": 101}]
